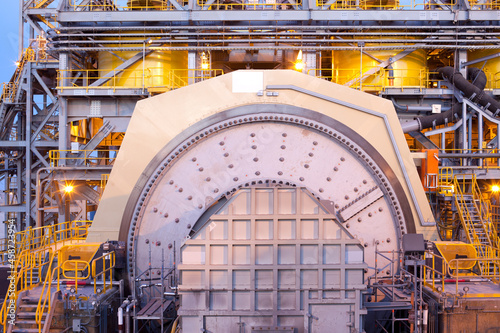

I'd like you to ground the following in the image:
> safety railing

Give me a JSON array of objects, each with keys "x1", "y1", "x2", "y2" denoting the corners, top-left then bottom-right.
[
  {"x1": 59, "y1": 260, "x2": 91, "y2": 293},
  {"x1": 469, "y1": 0, "x2": 500, "y2": 9},
  {"x1": 318, "y1": 0, "x2": 458, "y2": 10},
  {"x1": 456, "y1": 174, "x2": 499, "y2": 248},
  {"x1": 37, "y1": 246, "x2": 115, "y2": 333},
  {"x1": 317, "y1": 0, "x2": 402, "y2": 9},
  {"x1": 422, "y1": 250, "x2": 446, "y2": 293},
  {"x1": 49, "y1": 149, "x2": 119, "y2": 167},
  {"x1": 92, "y1": 252, "x2": 115, "y2": 294},
  {"x1": 0, "y1": 229, "x2": 87, "y2": 331},
  {"x1": 36, "y1": 249, "x2": 59, "y2": 333},
  {"x1": 1, "y1": 48, "x2": 35, "y2": 107},
  {"x1": 437, "y1": 166, "x2": 454, "y2": 196},
  {"x1": 453, "y1": 175, "x2": 486, "y2": 255},
  {"x1": 308, "y1": 68, "x2": 439, "y2": 92},
  {"x1": 471, "y1": 181, "x2": 498, "y2": 248},
  {"x1": 101, "y1": 174, "x2": 110, "y2": 197},
  {"x1": 166, "y1": 70, "x2": 188, "y2": 90},
  {"x1": 57, "y1": 68, "x2": 223, "y2": 92},
  {"x1": 492, "y1": 204, "x2": 500, "y2": 235},
  {"x1": 0, "y1": 249, "x2": 28, "y2": 329},
  {"x1": 453, "y1": 174, "x2": 499, "y2": 264},
  {"x1": 0, "y1": 83, "x2": 16, "y2": 104},
  {"x1": 0, "y1": 246, "x2": 54, "y2": 331},
  {"x1": 0, "y1": 220, "x2": 92, "y2": 265},
  {"x1": 423, "y1": 247, "x2": 500, "y2": 296},
  {"x1": 64, "y1": 0, "x2": 472, "y2": 10},
  {"x1": 69, "y1": 0, "x2": 186, "y2": 11},
  {"x1": 197, "y1": 0, "x2": 302, "y2": 10}
]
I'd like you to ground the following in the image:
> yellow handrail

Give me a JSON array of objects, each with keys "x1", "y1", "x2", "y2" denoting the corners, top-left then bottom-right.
[
  {"x1": 197, "y1": 0, "x2": 302, "y2": 10},
  {"x1": 453, "y1": 175, "x2": 485, "y2": 251},
  {"x1": 56, "y1": 68, "x2": 223, "y2": 92},
  {"x1": 61, "y1": 260, "x2": 91, "y2": 294},
  {"x1": 472, "y1": 180, "x2": 499, "y2": 248},
  {"x1": 307, "y1": 68, "x2": 442, "y2": 92},
  {"x1": 35, "y1": 250, "x2": 59, "y2": 333},
  {"x1": 423, "y1": 247, "x2": 500, "y2": 296},
  {"x1": 36, "y1": 245, "x2": 115, "y2": 332},
  {"x1": 67, "y1": 0, "x2": 494, "y2": 10},
  {"x1": 0, "y1": 246, "x2": 54, "y2": 331},
  {"x1": 0, "y1": 220, "x2": 92, "y2": 265},
  {"x1": 452, "y1": 174, "x2": 500, "y2": 277},
  {"x1": 1, "y1": 48, "x2": 35, "y2": 107},
  {"x1": 92, "y1": 252, "x2": 115, "y2": 294},
  {"x1": 49, "y1": 149, "x2": 119, "y2": 167}
]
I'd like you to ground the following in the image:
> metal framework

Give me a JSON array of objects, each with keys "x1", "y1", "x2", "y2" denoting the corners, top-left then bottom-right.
[{"x1": 1, "y1": 0, "x2": 499, "y2": 240}]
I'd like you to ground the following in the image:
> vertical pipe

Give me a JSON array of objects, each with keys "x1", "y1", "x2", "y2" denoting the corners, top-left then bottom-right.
[
  {"x1": 468, "y1": 111, "x2": 473, "y2": 153},
  {"x1": 318, "y1": 51, "x2": 322, "y2": 78},
  {"x1": 58, "y1": 53, "x2": 69, "y2": 167},
  {"x1": 187, "y1": 51, "x2": 196, "y2": 85},
  {"x1": 497, "y1": 125, "x2": 500, "y2": 167},
  {"x1": 142, "y1": 41, "x2": 145, "y2": 91},
  {"x1": 26, "y1": 62, "x2": 32, "y2": 227},
  {"x1": 478, "y1": 113, "x2": 483, "y2": 167},
  {"x1": 118, "y1": 307, "x2": 124, "y2": 333},
  {"x1": 16, "y1": 159, "x2": 22, "y2": 230},
  {"x1": 462, "y1": 102, "x2": 467, "y2": 166},
  {"x1": 423, "y1": 303, "x2": 428, "y2": 333},
  {"x1": 359, "y1": 44, "x2": 363, "y2": 91}
]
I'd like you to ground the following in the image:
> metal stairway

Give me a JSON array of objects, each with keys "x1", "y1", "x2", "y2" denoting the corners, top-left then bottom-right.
[
  {"x1": 26, "y1": 0, "x2": 56, "y2": 9},
  {"x1": 457, "y1": 194, "x2": 491, "y2": 250},
  {"x1": 7, "y1": 287, "x2": 63, "y2": 333},
  {"x1": 453, "y1": 174, "x2": 500, "y2": 275},
  {"x1": 0, "y1": 48, "x2": 34, "y2": 139}
]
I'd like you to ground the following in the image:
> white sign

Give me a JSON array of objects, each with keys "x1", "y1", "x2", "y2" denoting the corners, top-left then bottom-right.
[
  {"x1": 232, "y1": 71, "x2": 264, "y2": 93},
  {"x1": 432, "y1": 104, "x2": 441, "y2": 114}
]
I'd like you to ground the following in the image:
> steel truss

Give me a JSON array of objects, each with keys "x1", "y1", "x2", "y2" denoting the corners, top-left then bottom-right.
[{"x1": 0, "y1": 0, "x2": 499, "y2": 230}]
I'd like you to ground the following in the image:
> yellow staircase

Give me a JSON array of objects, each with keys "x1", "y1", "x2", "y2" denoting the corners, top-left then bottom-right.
[
  {"x1": 452, "y1": 173, "x2": 500, "y2": 275},
  {"x1": 28, "y1": 0, "x2": 56, "y2": 9},
  {"x1": 0, "y1": 48, "x2": 34, "y2": 103},
  {"x1": 0, "y1": 221, "x2": 94, "y2": 332},
  {"x1": 0, "y1": 48, "x2": 35, "y2": 138}
]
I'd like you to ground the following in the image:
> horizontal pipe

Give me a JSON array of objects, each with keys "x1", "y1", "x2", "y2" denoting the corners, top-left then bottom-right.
[
  {"x1": 50, "y1": 38, "x2": 500, "y2": 45},
  {"x1": 439, "y1": 153, "x2": 500, "y2": 158},
  {"x1": 50, "y1": 31, "x2": 500, "y2": 38},
  {"x1": 54, "y1": 25, "x2": 500, "y2": 31},
  {"x1": 461, "y1": 52, "x2": 500, "y2": 67},
  {"x1": 52, "y1": 44, "x2": 500, "y2": 52},
  {"x1": 392, "y1": 99, "x2": 451, "y2": 112}
]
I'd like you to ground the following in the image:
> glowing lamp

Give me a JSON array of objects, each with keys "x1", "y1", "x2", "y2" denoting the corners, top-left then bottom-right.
[
  {"x1": 200, "y1": 52, "x2": 209, "y2": 70},
  {"x1": 64, "y1": 185, "x2": 74, "y2": 193},
  {"x1": 492, "y1": 185, "x2": 500, "y2": 193},
  {"x1": 294, "y1": 61, "x2": 305, "y2": 71},
  {"x1": 294, "y1": 50, "x2": 304, "y2": 71}
]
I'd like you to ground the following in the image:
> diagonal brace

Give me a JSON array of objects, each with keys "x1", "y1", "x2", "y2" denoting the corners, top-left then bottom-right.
[
  {"x1": 344, "y1": 46, "x2": 423, "y2": 87},
  {"x1": 90, "y1": 50, "x2": 154, "y2": 87}
]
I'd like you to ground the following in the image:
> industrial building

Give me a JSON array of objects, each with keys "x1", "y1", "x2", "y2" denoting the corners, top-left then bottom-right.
[{"x1": 0, "y1": 0, "x2": 499, "y2": 332}]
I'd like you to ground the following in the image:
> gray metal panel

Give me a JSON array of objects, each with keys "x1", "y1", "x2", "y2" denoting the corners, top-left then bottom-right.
[{"x1": 178, "y1": 187, "x2": 366, "y2": 332}]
